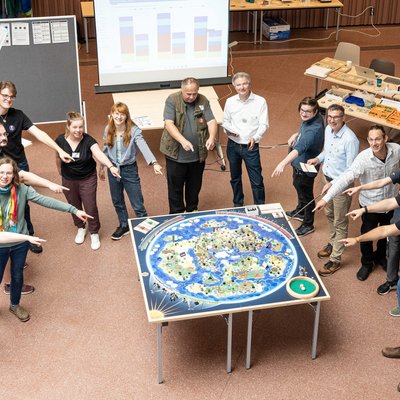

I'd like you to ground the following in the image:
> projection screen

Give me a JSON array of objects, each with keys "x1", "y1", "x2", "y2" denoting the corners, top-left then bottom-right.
[{"x1": 94, "y1": 0, "x2": 230, "y2": 93}]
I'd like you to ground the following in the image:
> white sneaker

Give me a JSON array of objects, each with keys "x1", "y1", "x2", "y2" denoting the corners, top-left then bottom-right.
[
  {"x1": 90, "y1": 233, "x2": 101, "y2": 250},
  {"x1": 75, "y1": 227, "x2": 87, "y2": 244}
]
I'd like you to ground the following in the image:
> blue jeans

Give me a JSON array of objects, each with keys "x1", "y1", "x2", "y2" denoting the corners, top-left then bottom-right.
[
  {"x1": 17, "y1": 158, "x2": 34, "y2": 236},
  {"x1": 0, "y1": 241, "x2": 30, "y2": 305},
  {"x1": 387, "y1": 207, "x2": 400, "y2": 283},
  {"x1": 226, "y1": 139, "x2": 265, "y2": 207},
  {"x1": 108, "y1": 163, "x2": 147, "y2": 226}
]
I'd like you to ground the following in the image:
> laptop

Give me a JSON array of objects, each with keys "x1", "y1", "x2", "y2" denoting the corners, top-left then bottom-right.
[{"x1": 354, "y1": 65, "x2": 377, "y2": 80}]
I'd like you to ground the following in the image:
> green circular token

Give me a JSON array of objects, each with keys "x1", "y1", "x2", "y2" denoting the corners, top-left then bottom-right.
[{"x1": 286, "y1": 276, "x2": 319, "y2": 299}]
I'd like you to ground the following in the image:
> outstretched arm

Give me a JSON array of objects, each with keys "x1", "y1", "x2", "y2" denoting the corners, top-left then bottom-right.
[
  {"x1": 271, "y1": 149, "x2": 299, "y2": 177},
  {"x1": 19, "y1": 170, "x2": 68, "y2": 193},
  {"x1": 341, "y1": 224, "x2": 400, "y2": 247},
  {"x1": 347, "y1": 197, "x2": 399, "y2": 221},
  {"x1": 90, "y1": 143, "x2": 121, "y2": 178},
  {"x1": 75, "y1": 210, "x2": 93, "y2": 222},
  {"x1": 0, "y1": 232, "x2": 46, "y2": 245},
  {"x1": 27, "y1": 125, "x2": 74, "y2": 163},
  {"x1": 343, "y1": 176, "x2": 392, "y2": 197}
]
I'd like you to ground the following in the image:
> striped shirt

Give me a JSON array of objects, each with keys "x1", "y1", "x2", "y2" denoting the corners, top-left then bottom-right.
[{"x1": 323, "y1": 143, "x2": 400, "y2": 206}]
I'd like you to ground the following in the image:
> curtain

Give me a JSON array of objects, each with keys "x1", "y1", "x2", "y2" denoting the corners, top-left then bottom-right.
[{"x1": 230, "y1": 0, "x2": 400, "y2": 31}]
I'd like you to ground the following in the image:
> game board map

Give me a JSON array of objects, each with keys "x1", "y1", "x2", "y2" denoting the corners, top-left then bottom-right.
[{"x1": 129, "y1": 205, "x2": 330, "y2": 323}]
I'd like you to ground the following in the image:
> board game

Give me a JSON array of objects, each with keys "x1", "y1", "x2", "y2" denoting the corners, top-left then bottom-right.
[{"x1": 129, "y1": 204, "x2": 330, "y2": 323}]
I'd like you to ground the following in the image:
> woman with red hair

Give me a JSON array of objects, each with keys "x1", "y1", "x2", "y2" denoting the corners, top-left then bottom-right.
[{"x1": 100, "y1": 102, "x2": 162, "y2": 240}]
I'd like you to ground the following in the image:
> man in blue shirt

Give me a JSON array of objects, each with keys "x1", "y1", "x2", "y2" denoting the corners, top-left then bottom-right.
[
  {"x1": 307, "y1": 104, "x2": 359, "y2": 276},
  {"x1": 272, "y1": 97, "x2": 324, "y2": 237}
]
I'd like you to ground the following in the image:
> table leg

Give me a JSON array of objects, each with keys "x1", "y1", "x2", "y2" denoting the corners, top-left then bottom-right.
[
  {"x1": 335, "y1": 8, "x2": 341, "y2": 41},
  {"x1": 253, "y1": 11, "x2": 258, "y2": 45},
  {"x1": 84, "y1": 16, "x2": 89, "y2": 54},
  {"x1": 259, "y1": 11, "x2": 263, "y2": 45},
  {"x1": 314, "y1": 78, "x2": 319, "y2": 98},
  {"x1": 157, "y1": 322, "x2": 168, "y2": 383},
  {"x1": 311, "y1": 302, "x2": 321, "y2": 359},
  {"x1": 247, "y1": 11, "x2": 250, "y2": 34},
  {"x1": 245, "y1": 310, "x2": 253, "y2": 369},
  {"x1": 227, "y1": 313, "x2": 233, "y2": 373},
  {"x1": 325, "y1": 9, "x2": 329, "y2": 30}
]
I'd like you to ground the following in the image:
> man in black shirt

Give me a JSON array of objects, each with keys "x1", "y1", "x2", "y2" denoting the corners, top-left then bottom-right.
[
  {"x1": 0, "y1": 121, "x2": 67, "y2": 295},
  {"x1": 0, "y1": 80, "x2": 73, "y2": 252}
]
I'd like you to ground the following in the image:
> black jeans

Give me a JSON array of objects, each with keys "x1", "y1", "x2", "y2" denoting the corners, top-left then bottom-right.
[
  {"x1": 360, "y1": 209, "x2": 393, "y2": 267},
  {"x1": 166, "y1": 158, "x2": 205, "y2": 214},
  {"x1": 17, "y1": 158, "x2": 34, "y2": 236},
  {"x1": 292, "y1": 168, "x2": 316, "y2": 226},
  {"x1": 386, "y1": 207, "x2": 400, "y2": 282}
]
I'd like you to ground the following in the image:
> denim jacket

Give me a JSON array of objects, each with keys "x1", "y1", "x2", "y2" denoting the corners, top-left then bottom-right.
[{"x1": 103, "y1": 125, "x2": 156, "y2": 167}]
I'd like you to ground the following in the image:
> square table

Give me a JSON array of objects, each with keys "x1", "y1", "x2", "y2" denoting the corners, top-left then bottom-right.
[{"x1": 129, "y1": 203, "x2": 330, "y2": 382}]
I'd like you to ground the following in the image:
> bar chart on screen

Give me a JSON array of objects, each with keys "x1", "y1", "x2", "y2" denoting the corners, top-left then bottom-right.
[{"x1": 94, "y1": 0, "x2": 230, "y2": 90}]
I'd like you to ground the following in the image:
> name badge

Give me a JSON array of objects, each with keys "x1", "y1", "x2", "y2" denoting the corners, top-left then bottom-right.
[{"x1": 72, "y1": 152, "x2": 80, "y2": 159}]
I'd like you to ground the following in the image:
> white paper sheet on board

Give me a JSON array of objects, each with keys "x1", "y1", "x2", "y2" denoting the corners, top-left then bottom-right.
[{"x1": 11, "y1": 22, "x2": 30, "y2": 45}]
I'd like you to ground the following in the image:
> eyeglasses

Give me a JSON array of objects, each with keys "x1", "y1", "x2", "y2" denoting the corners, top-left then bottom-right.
[
  {"x1": 0, "y1": 171, "x2": 13, "y2": 177},
  {"x1": 299, "y1": 108, "x2": 314, "y2": 115},
  {"x1": 0, "y1": 93, "x2": 16, "y2": 101},
  {"x1": 327, "y1": 114, "x2": 344, "y2": 120}
]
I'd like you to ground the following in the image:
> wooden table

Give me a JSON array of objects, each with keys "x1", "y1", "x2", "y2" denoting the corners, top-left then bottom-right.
[
  {"x1": 230, "y1": 0, "x2": 344, "y2": 44},
  {"x1": 318, "y1": 90, "x2": 400, "y2": 132},
  {"x1": 80, "y1": 1, "x2": 94, "y2": 54},
  {"x1": 305, "y1": 59, "x2": 400, "y2": 101}
]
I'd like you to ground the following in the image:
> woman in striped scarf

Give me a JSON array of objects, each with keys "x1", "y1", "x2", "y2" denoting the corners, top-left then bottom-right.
[{"x1": 0, "y1": 157, "x2": 91, "y2": 322}]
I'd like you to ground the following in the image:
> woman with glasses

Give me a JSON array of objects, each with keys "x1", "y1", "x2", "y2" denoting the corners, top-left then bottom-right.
[
  {"x1": 0, "y1": 157, "x2": 91, "y2": 322},
  {"x1": 271, "y1": 97, "x2": 325, "y2": 237},
  {"x1": 0, "y1": 80, "x2": 74, "y2": 254},
  {"x1": 100, "y1": 102, "x2": 162, "y2": 240}
]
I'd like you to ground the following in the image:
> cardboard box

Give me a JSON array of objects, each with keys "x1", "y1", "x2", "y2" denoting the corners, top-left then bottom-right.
[{"x1": 262, "y1": 17, "x2": 290, "y2": 41}]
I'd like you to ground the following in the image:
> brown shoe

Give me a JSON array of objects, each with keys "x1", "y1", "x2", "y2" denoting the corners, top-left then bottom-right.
[
  {"x1": 318, "y1": 243, "x2": 332, "y2": 259},
  {"x1": 382, "y1": 346, "x2": 400, "y2": 358},
  {"x1": 318, "y1": 261, "x2": 341, "y2": 276},
  {"x1": 9, "y1": 304, "x2": 30, "y2": 322}
]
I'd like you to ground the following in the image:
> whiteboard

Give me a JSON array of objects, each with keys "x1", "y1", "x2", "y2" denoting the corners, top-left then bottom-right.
[{"x1": 0, "y1": 15, "x2": 82, "y2": 124}]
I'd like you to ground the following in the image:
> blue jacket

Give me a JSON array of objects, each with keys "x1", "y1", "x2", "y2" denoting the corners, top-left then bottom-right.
[{"x1": 291, "y1": 113, "x2": 325, "y2": 174}]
